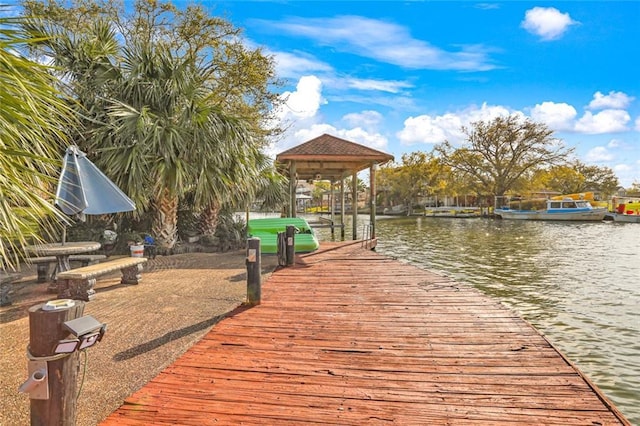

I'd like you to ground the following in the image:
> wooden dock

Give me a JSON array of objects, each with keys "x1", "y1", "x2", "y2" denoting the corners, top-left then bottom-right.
[{"x1": 101, "y1": 241, "x2": 629, "y2": 425}]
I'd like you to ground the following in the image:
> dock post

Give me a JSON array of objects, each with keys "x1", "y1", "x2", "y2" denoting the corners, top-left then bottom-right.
[
  {"x1": 285, "y1": 225, "x2": 295, "y2": 266},
  {"x1": 24, "y1": 301, "x2": 85, "y2": 425},
  {"x1": 246, "y1": 237, "x2": 261, "y2": 305}
]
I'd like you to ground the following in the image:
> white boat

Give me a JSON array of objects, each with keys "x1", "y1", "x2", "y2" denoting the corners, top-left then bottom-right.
[
  {"x1": 612, "y1": 214, "x2": 640, "y2": 223},
  {"x1": 610, "y1": 201, "x2": 640, "y2": 223},
  {"x1": 495, "y1": 199, "x2": 607, "y2": 221},
  {"x1": 424, "y1": 206, "x2": 481, "y2": 218}
]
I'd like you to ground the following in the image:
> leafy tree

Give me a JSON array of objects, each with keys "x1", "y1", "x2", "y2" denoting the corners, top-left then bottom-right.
[
  {"x1": 375, "y1": 164, "x2": 397, "y2": 208},
  {"x1": 311, "y1": 181, "x2": 331, "y2": 211},
  {"x1": 340, "y1": 175, "x2": 368, "y2": 208},
  {"x1": 0, "y1": 13, "x2": 76, "y2": 270},
  {"x1": 572, "y1": 161, "x2": 619, "y2": 197},
  {"x1": 22, "y1": 0, "x2": 282, "y2": 250},
  {"x1": 528, "y1": 161, "x2": 619, "y2": 198},
  {"x1": 376, "y1": 151, "x2": 443, "y2": 215},
  {"x1": 435, "y1": 115, "x2": 573, "y2": 199},
  {"x1": 529, "y1": 165, "x2": 584, "y2": 195}
]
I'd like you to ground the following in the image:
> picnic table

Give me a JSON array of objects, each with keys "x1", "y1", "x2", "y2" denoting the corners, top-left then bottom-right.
[{"x1": 25, "y1": 241, "x2": 102, "y2": 290}]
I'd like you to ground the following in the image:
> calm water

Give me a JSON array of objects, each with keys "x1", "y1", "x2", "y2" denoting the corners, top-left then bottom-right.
[{"x1": 308, "y1": 214, "x2": 640, "y2": 424}]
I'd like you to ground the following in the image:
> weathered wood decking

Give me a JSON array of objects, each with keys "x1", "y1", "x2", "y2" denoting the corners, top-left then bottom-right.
[{"x1": 101, "y1": 241, "x2": 629, "y2": 425}]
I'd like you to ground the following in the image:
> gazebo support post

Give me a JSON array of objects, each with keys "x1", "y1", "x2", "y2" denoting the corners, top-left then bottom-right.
[
  {"x1": 351, "y1": 171, "x2": 358, "y2": 240},
  {"x1": 370, "y1": 163, "x2": 377, "y2": 241},
  {"x1": 330, "y1": 180, "x2": 335, "y2": 225},
  {"x1": 289, "y1": 162, "x2": 297, "y2": 218},
  {"x1": 340, "y1": 179, "x2": 345, "y2": 240}
]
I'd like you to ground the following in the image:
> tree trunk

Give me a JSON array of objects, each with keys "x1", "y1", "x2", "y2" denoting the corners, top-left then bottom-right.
[
  {"x1": 152, "y1": 188, "x2": 179, "y2": 250},
  {"x1": 199, "y1": 201, "x2": 220, "y2": 237}
]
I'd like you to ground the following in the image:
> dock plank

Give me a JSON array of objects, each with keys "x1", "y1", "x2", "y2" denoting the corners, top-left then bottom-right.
[{"x1": 101, "y1": 241, "x2": 629, "y2": 425}]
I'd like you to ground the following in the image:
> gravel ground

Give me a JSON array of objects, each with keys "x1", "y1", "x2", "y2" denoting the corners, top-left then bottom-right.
[{"x1": 0, "y1": 251, "x2": 279, "y2": 426}]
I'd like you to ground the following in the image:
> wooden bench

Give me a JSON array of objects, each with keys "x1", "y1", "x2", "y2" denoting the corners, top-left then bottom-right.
[
  {"x1": 56, "y1": 257, "x2": 148, "y2": 301},
  {"x1": 1, "y1": 272, "x2": 21, "y2": 306},
  {"x1": 27, "y1": 254, "x2": 107, "y2": 283}
]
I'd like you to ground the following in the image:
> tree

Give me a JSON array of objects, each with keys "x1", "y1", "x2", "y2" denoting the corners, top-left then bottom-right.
[
  {"x1": 529, "y1": 165, "x2": 584, "y2": 195},
  {"x1": 527, "y1": 161, "x2": 619, "y2": 199},
  {"x1": 22, "y1": 0, "x2": 282, "y2": 250},
  {"x1": 0, "y1": 13, "x2": 76, "y2": 270},
  {"x1": 435, "y1": 115, "x2": 573, "y2": 199},
  {"x1": 572, "y1": 161, "x2": 619, "y2": 197},
  {"x1": 311, "y1": 181, "x2": 331, "y2": 211},
  {"x1": 376, "y1": 152, "x2": 443, "y2": 215}
]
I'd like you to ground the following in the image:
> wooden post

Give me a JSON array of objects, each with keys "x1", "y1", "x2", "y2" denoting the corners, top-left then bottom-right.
[
  {"x1": 339, "y1": 179, "x2": 345, "y2": 240},
  {"x1": 289, "y1": 162, "x2": 297, "y2": 218},
  {"x1": 369, "y1": 163, "x2": 377, "y2": 241},
  {"x1": 27, "y1": 301, "x2": 85, "y2": 426},
  {"x1": 246, "y1": 238, "x2": 261, "y2": 305},
  {"x1": 285, "y1": 225, "x2": 295, "y2": 266},
  {"x1": 351, "y1": 171, "x2": 358, "y2": 240}
]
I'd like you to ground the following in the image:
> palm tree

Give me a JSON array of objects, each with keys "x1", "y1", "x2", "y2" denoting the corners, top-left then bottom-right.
[
  {"x1": 0, "y1": 14, "x2": 76, "y2": 271},
  {"x1": 196, "y1": 150, "x2": 288, "y2": 237},
  {"x1": 24, "y1": 14, "x2": 277, "y2": 251}
]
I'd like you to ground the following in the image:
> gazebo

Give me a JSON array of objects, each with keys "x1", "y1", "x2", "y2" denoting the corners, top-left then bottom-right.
[{"x1": 276, "y1": 134, "x2": 394, "y2": 241}]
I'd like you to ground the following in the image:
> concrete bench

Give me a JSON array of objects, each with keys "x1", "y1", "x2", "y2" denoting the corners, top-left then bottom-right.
[
  {"x1": 27, "y1": 254, "x2": 107, "y2": 282},
  {"x1": 1, "y1": 272, "x2": 21, "y2": 306},
  {"x1": 56, "y1": 257, "x2": 148, "y2": 301}
]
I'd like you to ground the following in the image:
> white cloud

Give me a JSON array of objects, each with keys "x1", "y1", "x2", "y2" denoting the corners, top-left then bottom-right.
[
  {"x1": 276, "y1": 75, "x2": 325, "y2": 121},
  {"x1": 521, "y1": 7, "x2": 577, "y2": 41},
  {"x1": 269, "y1": 77, "x2": 389, "y2": 155},
  {"x1": 612, "y1": 163, "x2": 638, "y2": 188},
  {"x1": 588, "y1": 91, "x2": 634, "y2": 110},
  {"x1": 396, "y1": 103, "x2": 514, "y2": 145},
  {"x1": 608, "y1": 139, "x2": 621, "y2": 149},
  {"x1": 465, "y1": 103, "x2": 517, "y2": 124},
  {"x1": 397, "y1": 114, "x2": 463, "y2": 145},
  {"x1": 260, "y1": 16, "x2": 496, "y2": 71},
  {"x1": 293, "y1": 124, "x2": 388, "y2": 151},
  {"x1": 636, "y1": 116, "x2": 640, "y2": 131},
  {"x1": 345, "y1": 78, "x2": 412, "y2": 93},
  {"x1": 575, "y1": 110, "x2": 631, "y2": 134},
  {"x1": 271, "y1": 50, "x2": 334, "y2": 79},
  {"x1": 530, "y1": 102, "x2": 577, "y2": 131},
  {"x1": 342, "y1": 110, "x2": 384, "y2": 131},
  {"x1": 585, "y1": 146, "x2": 615, "y2": 162}
]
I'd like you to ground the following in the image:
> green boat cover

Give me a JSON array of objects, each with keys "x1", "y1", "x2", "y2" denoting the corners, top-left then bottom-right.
[{"x1": 247, "y1": 217, "x2": 320, "y2": 254}]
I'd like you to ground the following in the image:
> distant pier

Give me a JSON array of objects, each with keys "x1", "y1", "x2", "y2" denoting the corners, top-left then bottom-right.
[{"x1": 102, "y1": 241, "x2": 630, "y2": 425}]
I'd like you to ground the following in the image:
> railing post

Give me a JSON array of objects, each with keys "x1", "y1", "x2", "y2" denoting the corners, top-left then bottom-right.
[
  {"x1": 285, "y1": 225, "x2": 296, "y2": 266},
  {"x1": 246, "y1": 237, "x2": 261, "y2": 305}
]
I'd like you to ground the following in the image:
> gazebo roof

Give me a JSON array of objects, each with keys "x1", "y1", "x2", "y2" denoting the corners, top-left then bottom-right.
[{"x1": 276, "y1": 134, "x2": 394, "y2": 181}]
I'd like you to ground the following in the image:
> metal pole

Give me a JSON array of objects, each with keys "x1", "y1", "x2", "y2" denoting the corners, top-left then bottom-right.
[
  {"x1": 246, "y1": 238, "x2": 261, "y2": 305},
  {"x1": 285, "y1": 225, "x2": 295, "y2": 266}
]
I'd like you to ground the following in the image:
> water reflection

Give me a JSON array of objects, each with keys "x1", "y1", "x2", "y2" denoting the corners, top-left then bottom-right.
[{"x1": 312, "y1": 215, "x2": 640, "y2": 424}]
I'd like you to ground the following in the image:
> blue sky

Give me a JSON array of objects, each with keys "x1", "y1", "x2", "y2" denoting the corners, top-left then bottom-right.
[{"x1": 209, "y1": 1, "x2": 640, "y2": 187}]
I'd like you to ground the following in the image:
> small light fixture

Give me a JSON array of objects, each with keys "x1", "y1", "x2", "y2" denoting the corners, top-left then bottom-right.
[
  {"x1": 54, "y1": 338, "x2": 80, "y2": 354},
  {"x1": 54, "y1": 315, "x2": 107, "y2": 353}
]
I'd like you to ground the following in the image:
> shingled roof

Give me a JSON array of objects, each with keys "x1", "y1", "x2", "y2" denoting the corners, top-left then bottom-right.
[{"x1": 276, "y1": 134, "x2": 394, "y2": 181}]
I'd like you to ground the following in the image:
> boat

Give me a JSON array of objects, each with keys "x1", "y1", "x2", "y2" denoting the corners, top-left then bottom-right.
[
  {"x1": 611, "y1": 201, "x2": 640, "y2": 223},
  {"x1": 383, "y1": 205, "x2": 408, "y2": 215},
  {"x1": 550, "y1": 191, "x2": 609, "y2": 209},
  {"x1": 494, "y1": 199, "x2": 607, "y2": 221},
  {"x1": 424, "y1": 207, "x2": 481, "y2": 218},
  {"x1": 247, "y1": 217, "x2": 320, "y2": 254}
]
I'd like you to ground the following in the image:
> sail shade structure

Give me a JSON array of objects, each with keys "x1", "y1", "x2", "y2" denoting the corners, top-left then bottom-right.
[{"x1": 55, "y1": 145, "x2": 135, "y2": 218}]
